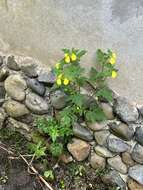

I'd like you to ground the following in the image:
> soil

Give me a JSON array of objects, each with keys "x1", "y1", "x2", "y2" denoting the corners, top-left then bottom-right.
[{"x1": 0, "y1": 130, "x2": 117, "y2": 190}]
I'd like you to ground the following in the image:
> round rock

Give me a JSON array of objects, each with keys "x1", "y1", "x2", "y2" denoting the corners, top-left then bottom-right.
[
  {"x1": 20, "y1": 58, "x2": 38, "y2": 77},
  {"x1": 135, "y1": 126, "x2": 143, "y2": 146},
  {"x1": 129, "y1": 165, "x2": 143, "y2": 185},
  {"x1": 107, "y1": 135, "x2": 130, "y2": 153},
  {"x1": 73, "y1": 123, "x2": 93, "y2": 141},
  {"x1": 7, "y1": 55, "x2": 20, "y2": 71},
  {"x1": 109, "y1": 122, "x2": 134, "y2": 141},
  {"x1": 3, "y1": 100, "x2": 29, "y2": 118},
  {"x1": 50, "y1": 90, "x2": 67, "y2": 110},
  {"x1": 102, "y1": 170, "x2": 126, "y2": 190},
  {"x1": 101, "y1": 103, "x2": 114, "y2": 120},
  {"x1": 94, "y1": 145, "x2": 116, "y2": 158},
  {"x1": 87, "y1": 121, "x2": 109, "y2": 131},
  {"x1": 67, "y1": 138, "x2": 90, "y2": 161},
  {"x1": 25, "y1": 92, "x2": 49, "y2": 114},
  {"x1": 127, "y1": 178, "x2": 143, "y2": 190},
  {"x1": 122, "y1": 152, "x2": 135, "y2": 167},
  {"x1": 107, "y1": 155, "x2": 128, "y2": 174},
  {"x1": 38, "y1": 70, "x2": 56, "y2": 85},
  {"x1": 90, "y1": 153, "x2": 106, "y2": 170},
  {"x1": 26, "y1": 78, "x2": 45, "y2": 96},
  {"x1": 131, "y1": 143, "x2": 143, "y2": 164},
  {"x1": 94, "y1": 130, "x2": 110, "y2": 146},
  {"x1": 4, "y1": 74, "x2": 27, "y2": 101},
  {"x1": 113, "y1": 97, "x2": 139, "y2": 123}
]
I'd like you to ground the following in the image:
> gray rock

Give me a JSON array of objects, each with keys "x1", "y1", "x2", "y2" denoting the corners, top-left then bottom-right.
[
  {"x1": 90, "y1": 153, "x2": 106, "y2": 169},
  {"x1": 20, "y1": 58, "x2": 37, "y2": 77},
  {"x1": 87, "y1": 121, "x2": 109, "y2": 131},
  {"x1": 94, "y1": 145, "x2": 115, "y2": 158},
  {"x1": 38, "y1": 70, "x2": 56, "y2": 84},
  {"x1": 101, "y1": 103, "x2": 114, "y2": 120},
  {"x1": 3, "y1": 100, "x2": 29, "y2": 118},
  {"x1": 50, "y1": 90, "x2": 67, "y2": 109},
  {"x1": 0, "y1": 66, "x2": 9, "y2": 82},
  {"x1": 107, "y1": 135, "x2": 130, "y2": 153},
  {"x1": 127, "y1": 178, "x2": 143, "y2": 190},
  {"x1": 107, "y1": 155, "x2": 128, "y2": 174},
  {"x1": 122, "y1": 152, "x2": 135, "y2": 167},
  {"x1": 0, "y1": 108, "x2": 7, "y2": 129},
  {"x1": 109, "y1": 122, "x2": 134, "y2": 141},
  {"x1": 67, "y1": 138, "x2": 90, "y2": 161},
  {"x1": 73, "y1": 123, "x2": 93, "y2": 141},
  {"x1": 0, "y1": 56, "x2": 3, "y2": 66},
  {"x1": 94, "y1": 130, "x2": 110, "y2": 146},
  {"x1": 7, "y1": 118, "x2": 32, "y2": 140},
  {"x1": 114, "y1": 96, "x2": 139, "y2": 123},
  {"x1": 135, "y1": 126, "x2": 143, "y2": 146},
  {"x1": 25, "y1": 92, "x2": 49, "y2": 114},
  {"x1": 7, "y1": 55, "x2": 20, "y2": 71},
  {"x1": 131, "y1": 143, "x2": 143, "y2": 164},
  {"x1": 129, "y1": 165, "x2": 143, "y2": 185},
  {"x1": 0, "y1": 83, "x2": 6, "y2": 99},
  {"x1": 26, "y1": 78, "x2": 45, "y2": 96},
  {"x1": 102, "y1": 170, "x2": 126, "y2": 190},
  {"x1": 4, "y1": 74, "x2": 27, "y2": 101}
]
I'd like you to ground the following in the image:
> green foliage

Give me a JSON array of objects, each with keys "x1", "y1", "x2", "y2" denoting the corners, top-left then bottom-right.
[
  {"x1": 68, "y1": 163, "x2": 86, "y2": 177},
  {"x1": 44, "y1": 170, "x2": 54, "y2": 180},
  {"x1": 85, "y1": 106, "x2": 106, "y2": 123},
  {"x1": 37, "y1": 117, "x2": 72, "y2": 157},
  {"x1": 27, "y1": 141, "x2": 46, "y2": 159},
  {"x1": 50, "y1": 142, "x2": 63, "y2": 157},
  {"x1": 36, "y1": 48, "x2": 118, "y2": 158},
  {"x1": 95, "y1": 87, "x2": 113, "y2": 102}
]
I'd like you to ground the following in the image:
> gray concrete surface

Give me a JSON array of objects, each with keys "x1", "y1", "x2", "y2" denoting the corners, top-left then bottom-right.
[{"x1": 0, "y1": 0, "x2": 143, "y2": 103}]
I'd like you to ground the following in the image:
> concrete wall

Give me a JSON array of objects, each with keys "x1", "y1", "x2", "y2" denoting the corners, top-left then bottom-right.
[{"x1": 0, "y1": 0, "x2": 143, "y2": 103}]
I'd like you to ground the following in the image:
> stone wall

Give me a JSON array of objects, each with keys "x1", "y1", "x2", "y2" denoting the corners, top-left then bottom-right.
[
  {"x1": 0, "y1": 0, "x2": 143, "y2": 103},
  {"x1": 0, "y1": 53, "x2": 143, "y2": 190}
]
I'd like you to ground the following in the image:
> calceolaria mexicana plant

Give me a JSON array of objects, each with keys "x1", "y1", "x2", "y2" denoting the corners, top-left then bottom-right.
[{"x1": 37, "y1": 48, "x2": 118, "y2": 157}]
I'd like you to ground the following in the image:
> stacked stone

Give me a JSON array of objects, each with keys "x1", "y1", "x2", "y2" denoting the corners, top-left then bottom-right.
[
  {"x1": 0, "y1": 54, "x2": 143, "y2": 190},
  {"x1": 67, "y1": 97, "x2": 143, "y2": 190},
  {"x1": 0, "y1": 54, "x2": 67, "y2": 140}
]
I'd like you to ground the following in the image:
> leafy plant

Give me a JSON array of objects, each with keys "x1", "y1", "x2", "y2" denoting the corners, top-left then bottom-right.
[
  {"x1": 27, "y1": 141, "x2": 46, "y2": 159},
  {"x1": 36, "y1": 48, "x2": 118, "y2": 157},
  {"x1": 37, "y1": 117, "x2": 73, "y2": 157}
]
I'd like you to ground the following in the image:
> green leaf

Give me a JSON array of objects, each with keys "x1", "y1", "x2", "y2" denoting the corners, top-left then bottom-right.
[
  {"x1": 77, "y1": 50, "x2": 87, "y2": 58},
  {"x1": 68, "y1": 93, "x2": 85, "y2": 107},
  {"x1": 85, "y1": 107, "x2": 106, "y2": 123},
  {"x1": 48, "y1": 125, "x2": 59, "y2": 143},
  {"x1": 27, "y1": 141, "x2": 46, "y2": 159},
  {"x1": 44, "y1": 170, "x2": 54, "y2": 180},
  {"x1": 63, "y1": 64, "x2": 84, "y2": 81},
  {"x1": 50, "y1": 143, "x2": 63, "y2": 157},
  {"x1": 96, "y1": 87, "x2": 113, "y2": 102}
]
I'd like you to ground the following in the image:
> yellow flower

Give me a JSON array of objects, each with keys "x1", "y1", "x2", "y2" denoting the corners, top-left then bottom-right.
[
  {"x1": 64, "y1": 53, "x2": 69, "y2": 58},
  {"x1": 55, "y1": 62, "x2": 60, "y2": 69},
  {"x1": 111, "y1": 71, "x2": 117, "y2": 78},
  {"x1": 58, "y1": 74, "x2": 63, "y2": 79},
  {"x1": 65, "y1": 56, "x2": 70, "y2": 63},
  {"x1": 109, "y1": 57, "x2": 116, "y2": 65},
  {"x1": 63, "y1": 78, "x2": 69, "y2": 85},
  {"x1": 71, "y1": 53, "x2": 77, "y2": 61},
  {"x1": 112, "y1": 52, "x2": 117, "y2": 59},
  {"x1": 56, "y1": 78, "x2": 62, "y2": 86}
]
